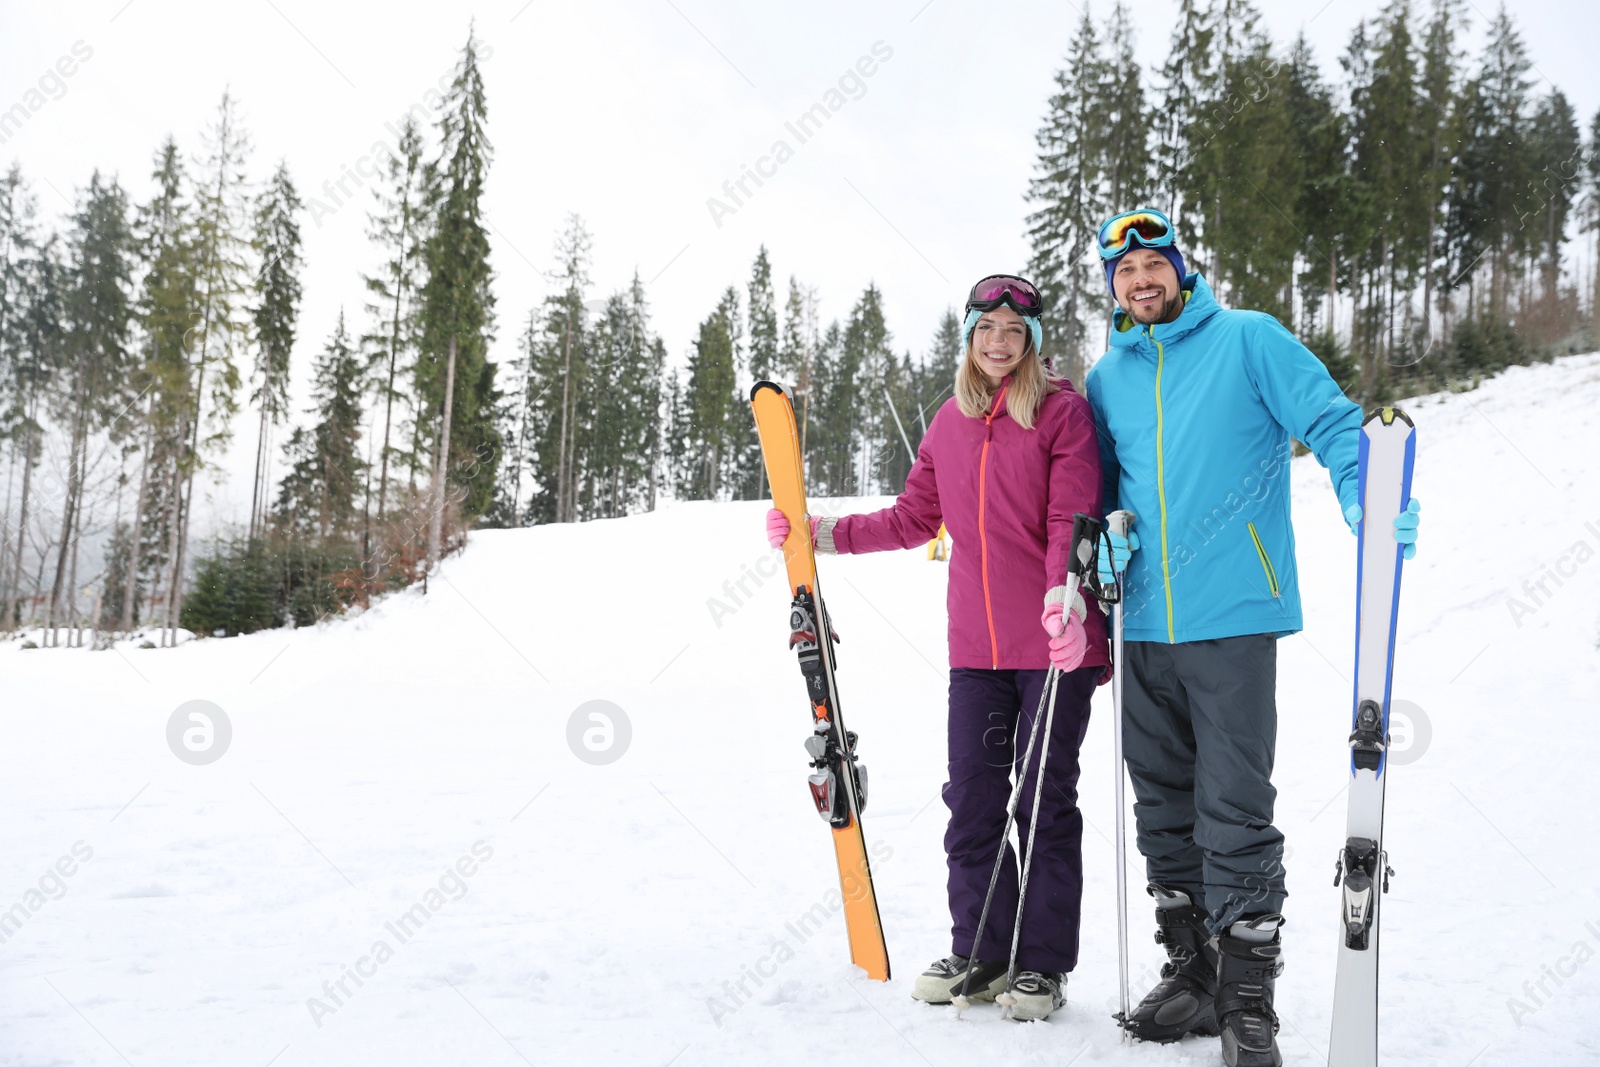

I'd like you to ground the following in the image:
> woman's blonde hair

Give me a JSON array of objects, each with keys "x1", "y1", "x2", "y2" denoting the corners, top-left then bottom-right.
[{"x1": 954, "y1": 327, "x2": 1059, "y2": 430}]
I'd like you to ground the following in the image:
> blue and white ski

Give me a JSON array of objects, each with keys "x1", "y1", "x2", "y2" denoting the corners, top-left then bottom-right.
[{"x1": 1328, "y1": 407, "x2": 1416, "y2": 1067}]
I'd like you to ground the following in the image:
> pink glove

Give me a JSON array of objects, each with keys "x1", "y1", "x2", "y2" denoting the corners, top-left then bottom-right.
[
  {"x1": 1040, "y1": 602, "x2": 1088, "y2": 673},
  {"x1": 766, "y1": 508, "x2": 820, "y2": 549}
]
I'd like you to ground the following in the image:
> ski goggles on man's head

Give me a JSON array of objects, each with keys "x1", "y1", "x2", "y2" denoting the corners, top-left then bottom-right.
[
  {"x1": 1097, "y1": 209, "x2": 1176, "y2": 260},
  {"x1": 965, "y1": 274, "x2": 1043, "y2": 317}
]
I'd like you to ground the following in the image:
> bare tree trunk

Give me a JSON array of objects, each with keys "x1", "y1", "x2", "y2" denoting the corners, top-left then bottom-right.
[
  {"x1": 67, "y1": 492, "x2": 82, "y2": 647},
  {"x1": 170, "y1": 173, "x2": 233, "y2": 645},
  {"x1": 8, "y1": 399, "x2": 38, "y2": 630},
  {"x1": 121, "y1": 403, "x2": 152, "y2": 632},
  {"x1": 168, "y1": 341, "x2": 208, "y2": 646},
  {"x1": 249, "y1": 398, "x2": 269, "y2": 539},
  {"x1": 1328, "y1": 249, "x2": 1338, "y2": 345},
  {"x1": 361, "y1": 412, "x2": 374, "y2": 576},
  {"x1": 48, "y1": 390, "x2": 88, "y2": 647},
  {"x1": 0, "y1": 441, "x2": 15, "y2": 624},
  {"x1": 408, "y1": 405, "x2": 422, "y2": 498},
  {"x1": 427, "y1": 335, "x2": 458, "y2": 568},
  {"x1": 556, "y1": 312, "x2": 573, "y2": 523},
  {"x1": 29, "y1": 529, "x2": 51, "y2": 631},
  {"x1": 159, "y1": 443, "x2": 183, "y2": 646},
  {"x1": 646, "y1": 393, "x2": 659, "y2": 513},
  {"x1": 376, "y1": 255, "x2": 407, "y2": 553},
  {"x1": 1212, "y1": 198, "x2": 1224, "y2": 304}
]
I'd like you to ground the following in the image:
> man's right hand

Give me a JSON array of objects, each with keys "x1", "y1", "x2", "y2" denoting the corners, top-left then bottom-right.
[{"x1": 1097, "y1": 527, "x2": 1139, "y2": 585}]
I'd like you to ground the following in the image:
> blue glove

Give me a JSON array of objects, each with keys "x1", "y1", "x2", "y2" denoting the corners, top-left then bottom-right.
[
  {"x1": 1097, "y1": 528, "x2": 1139, "y2": 585},
  {"x1": 1393, "y1": 498, "x2": 1421, "y2": 558},
  {"x1": 1345, "y1": 498, "x2": 1421, "y2": 560}
]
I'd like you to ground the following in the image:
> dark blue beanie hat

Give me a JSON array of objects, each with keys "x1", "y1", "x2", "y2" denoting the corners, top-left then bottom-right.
[{"x1": 1104, "y1": 245, "x2": 1187, "y2": 295}]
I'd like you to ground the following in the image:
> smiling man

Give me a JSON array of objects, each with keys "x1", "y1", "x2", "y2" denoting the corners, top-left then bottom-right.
[{"x1": 1084, "y1": 209, "x2": 1418, "y2": 1067}]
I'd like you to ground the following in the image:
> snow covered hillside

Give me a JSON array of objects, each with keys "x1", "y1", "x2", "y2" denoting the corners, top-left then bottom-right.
[{"x1": 3, "y1": 353, "x2": 1598, "y2": 1067}]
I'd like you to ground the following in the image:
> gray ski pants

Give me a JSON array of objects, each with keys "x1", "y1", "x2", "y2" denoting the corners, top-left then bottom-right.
[{"x1": 1121, "y1": 634, "x2": 1286, "y2": 933}]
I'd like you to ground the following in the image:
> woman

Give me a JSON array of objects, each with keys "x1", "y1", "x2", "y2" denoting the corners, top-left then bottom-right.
[{"x1": 765, "y1": 274, "x2": 1109, "y2": 1021}]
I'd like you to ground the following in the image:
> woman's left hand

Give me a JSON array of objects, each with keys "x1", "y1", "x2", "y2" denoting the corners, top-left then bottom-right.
[{"x1": 1041, "y1": 602, "x2": 1087, "y2": 673}]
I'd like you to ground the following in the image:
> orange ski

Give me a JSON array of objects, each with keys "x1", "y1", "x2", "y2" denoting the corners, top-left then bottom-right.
[{"x1": 750, "y1": 380, "x2": 891, "y2": 981}]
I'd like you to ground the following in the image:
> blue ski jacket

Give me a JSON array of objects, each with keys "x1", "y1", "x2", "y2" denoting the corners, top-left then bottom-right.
[{"x1": 1085, "y1": 274, "x2": 1362, "y2": 644}]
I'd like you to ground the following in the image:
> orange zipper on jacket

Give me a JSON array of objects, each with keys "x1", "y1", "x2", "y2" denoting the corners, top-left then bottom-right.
[{"x1": 978, "y1": 383, "x2": 1008, "y2": 670}]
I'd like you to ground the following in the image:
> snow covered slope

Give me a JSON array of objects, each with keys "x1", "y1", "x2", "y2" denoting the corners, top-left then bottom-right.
[{"x1": 3, "y1": 353, "x2": 1598, "y2": 1066}]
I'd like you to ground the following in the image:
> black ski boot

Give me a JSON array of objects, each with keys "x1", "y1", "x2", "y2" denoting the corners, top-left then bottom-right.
[
  {"x1": 1118, "y1": 885, "x2": 1219, "y2": 1042},
  {"x1": 1214, "y1": 914, "x2": 1285, "y2": 1067}
]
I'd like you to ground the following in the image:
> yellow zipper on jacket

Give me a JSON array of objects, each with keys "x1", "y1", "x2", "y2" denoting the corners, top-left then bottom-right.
[
  {"x1": 1151, "y1": 328, "x2": 1175, "y2": 643},
  {"x1": 1248, "y1": 521, "x2": 1281, "y2": 598}
]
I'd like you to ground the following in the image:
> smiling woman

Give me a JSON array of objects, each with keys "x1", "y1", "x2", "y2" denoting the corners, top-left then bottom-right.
[{"x1": 763, "y1": 268, "x2": 1109, "y2": 1021}]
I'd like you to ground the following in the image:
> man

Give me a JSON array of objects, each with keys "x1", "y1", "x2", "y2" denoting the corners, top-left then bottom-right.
[{"x1": 1084, "y1": 209, "x2": 1419, "y2": 1067}]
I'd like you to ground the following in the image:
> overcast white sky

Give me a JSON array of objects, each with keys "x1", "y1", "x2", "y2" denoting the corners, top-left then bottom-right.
[{"x1": 2, "y1": 0, "x2": 1595, "y2": 527}]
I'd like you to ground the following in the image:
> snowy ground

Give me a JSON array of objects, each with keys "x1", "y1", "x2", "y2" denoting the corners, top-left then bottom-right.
[{"x1": 3, "y1": 353, "x2": 1599, "y2": 1067}]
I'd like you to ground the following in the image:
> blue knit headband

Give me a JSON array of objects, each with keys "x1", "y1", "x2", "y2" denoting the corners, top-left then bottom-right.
[{"x1": 962, "y1": 308, "x2": 1044, "y2": 356}]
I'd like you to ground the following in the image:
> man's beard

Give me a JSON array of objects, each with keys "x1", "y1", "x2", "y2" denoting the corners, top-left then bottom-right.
[{"x1": 1125, "y1": 290, "x2": 1183, "y2": 325}]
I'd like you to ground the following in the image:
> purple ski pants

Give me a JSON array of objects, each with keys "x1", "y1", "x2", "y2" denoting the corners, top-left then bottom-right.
[{"x1": 943, "y1": 665, "x2": 1097, "y2": 974}]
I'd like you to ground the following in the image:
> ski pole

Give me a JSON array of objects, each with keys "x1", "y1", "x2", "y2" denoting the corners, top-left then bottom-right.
[
  {"x1": 1105, "y1": 508, "x2": 1136, "y2": 1040},
  {"x1": 994, "y1": 663, "x2": 1063, "y2": 1018}
]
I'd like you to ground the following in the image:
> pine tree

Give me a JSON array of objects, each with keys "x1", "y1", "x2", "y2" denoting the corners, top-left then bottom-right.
[
  {"x1": 1586, "y1": 109, "x2": 1600, "y2": 326},
  {"x1": 0, "y1": 164, "x2": 35, "y2": 626},
  {"x1": 1226, "y1": 36, "x2": 1298, "y2": 315},
  {"x1": 663, "y1": 369, "x2": 690, "y2": 501},
  {"x1": 273, "y1": 426, "x2": 319, "y2": 539},
  {"x1": 747, "y1": 246, "x2": 778, "y2": 381},
  {"x1": 809, "y1": 319, "x2": 848, "y2": 495},
  {"x1": 1475, "y1": 3, "x2": 1535, "y2": 317},
  {"x1": 248, "y1": 161, "x2": 304, "y2": 541},
  {"x1": 730, "y1": 246, "x2": 777, "y2": 497},
  {"x1": 275, "y1": 312, "x2": 364, "y2": 540},
  {"x1": 583, "y1": 274, "x2": 664, "y2": 517},
  {"x1": 419, "y1": 26, "x2": 498, "y2": 556},
  {"x1": 1445, "y1": 72, "x2": 1496, "y2": 320},
  {"x1": 129, "y1": 138, "x2": 199, "y2": 633},
  {"x1": 775, "y1": 276, "x2": 820, "y2": 455},
  {"x1": 489, "y1": 306, "x2": 540, "y2": 526},
  {"x1": 166, "y1": 91, "x2": 253, "y2": 644},
  {"x1": 843, "y1": 284, "x2": 905, "y2": 493},
  {"x1": 1285, "y1": 33, "x2": 1347, "y2": 338},
  {"x1": 0, "y1": 171, "x2": 52, "y2": 628},
  {"x1": 1027, "y1": 8, "x2": 1107, "y2": 387},
  {"x1": 1099, "y1": 1, "x2": 1151, "y2": 213},
  {"x1": 915, "y1": 307, "x2": 962, "y2": 426},
  {"x1": 1187, "y1": 0, "x2": 1284, "y2": 303},
  {"x1": 363, "y1": 114, "x2": 427, "y2": 526},
  {"x1": 0, "y1": 165, "x2": 28, "y2": 428},
  {"x1": 522, "y1": 214, "x2": 592, "y2": 525},
  {"x1": 678, "y1": 288, "x2": 739, "y2": 499},
  {"x1": 48, "y1": 171, "x2": 137, "y2": 642},
  {"x1": 1156, "y1": 0, "x2": 1215, "y2": 222},
  {"x1": 1523, "y1": 90, "x2": 1581, "y2": 326},
  {"x1": 1339, "y1": 2, "x2": 1428, "y2": 391},
  {"x1": 1417, "y1": 0, "x2": 1468, "y2": 346}
]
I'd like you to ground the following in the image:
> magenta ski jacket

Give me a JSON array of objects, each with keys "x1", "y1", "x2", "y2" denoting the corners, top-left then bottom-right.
[{"x1": 830, "y1": 378, "x2": 1111, "y2": 675}]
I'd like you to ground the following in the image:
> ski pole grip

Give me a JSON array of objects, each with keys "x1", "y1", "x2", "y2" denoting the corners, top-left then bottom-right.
[
  {"x1": 1068, "y1": 513, "x2": 1103, "y2": 579},
  {"x1": 1106, "y1": 510, "x2": 1135, "y2": 538}
]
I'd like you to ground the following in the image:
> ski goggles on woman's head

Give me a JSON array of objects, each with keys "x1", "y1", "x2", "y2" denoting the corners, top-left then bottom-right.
[
  {"x1": 965, "y1": 274, "x2": 1043, "y2": 317},
  {"x1": 1097, "y1": 209, "x2": 1176, "y2": 260}
]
